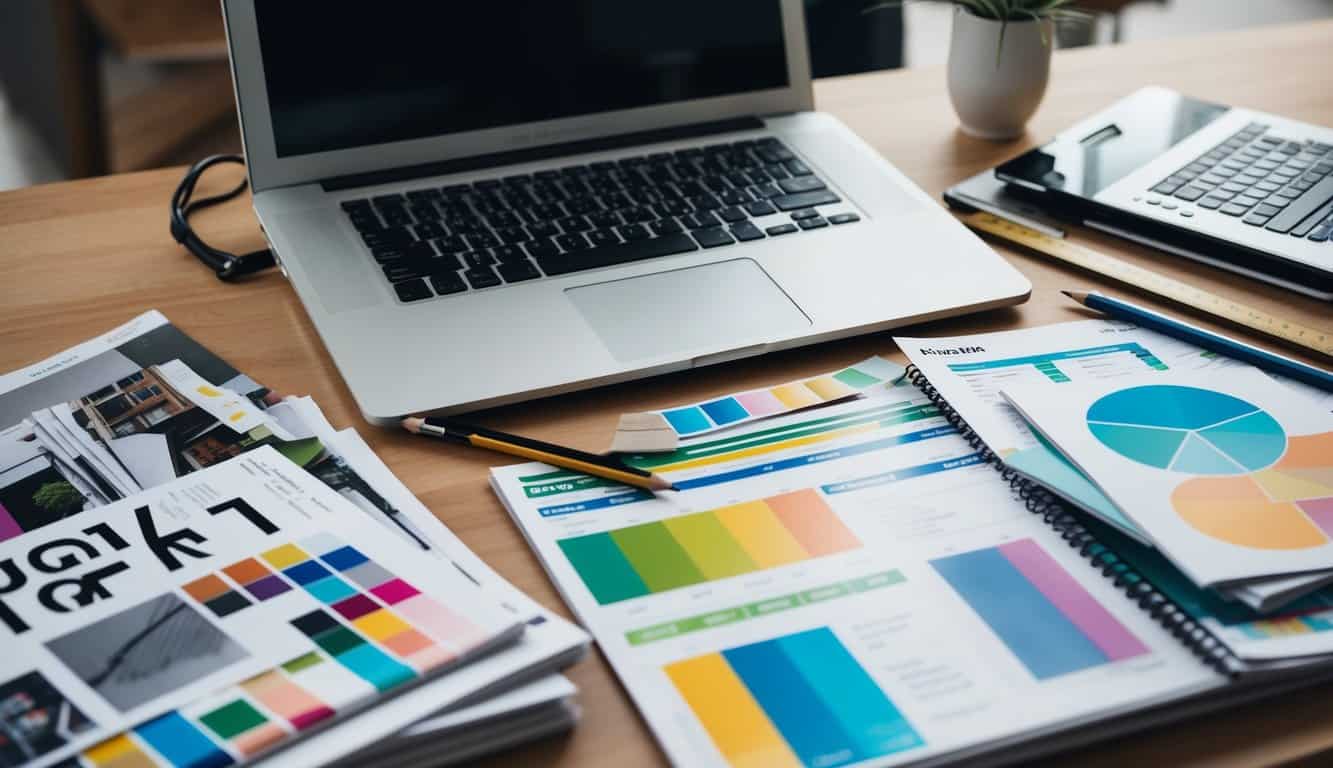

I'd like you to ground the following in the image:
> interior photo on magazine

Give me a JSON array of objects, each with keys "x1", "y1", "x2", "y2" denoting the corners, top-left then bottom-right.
[{"x1": 0, "y1": 311, "x2": 425, "y2": 549}]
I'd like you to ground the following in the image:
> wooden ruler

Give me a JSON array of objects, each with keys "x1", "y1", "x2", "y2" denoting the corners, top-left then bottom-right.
[{"x1": 959, "y1": 210, "x2": 1333, "y2": 361}]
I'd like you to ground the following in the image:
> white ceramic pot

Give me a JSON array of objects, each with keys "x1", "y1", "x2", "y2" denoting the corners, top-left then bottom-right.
[{"x1": 947, "y1": 8, "x2": 1053, "y2": 140}]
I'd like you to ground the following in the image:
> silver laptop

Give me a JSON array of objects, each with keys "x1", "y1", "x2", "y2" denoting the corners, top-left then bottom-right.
[{"x1": 222, "y1": 0, "x2": 1030, "y2": 423}]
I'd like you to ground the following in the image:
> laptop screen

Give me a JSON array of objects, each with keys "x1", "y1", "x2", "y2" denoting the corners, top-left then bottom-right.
[{"x1": 255, "y1": 1, "x2": 790, "y2": 158}]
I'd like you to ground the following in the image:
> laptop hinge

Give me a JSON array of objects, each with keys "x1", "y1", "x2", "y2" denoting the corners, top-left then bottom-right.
[{"x1": 319, "y1": 116, "x2": 765, "y2": 191}]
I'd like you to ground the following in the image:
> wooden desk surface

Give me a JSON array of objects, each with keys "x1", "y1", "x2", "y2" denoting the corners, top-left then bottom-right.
[{"x1": 3, "y1": 20, "x2": 1332, "y2": 768}]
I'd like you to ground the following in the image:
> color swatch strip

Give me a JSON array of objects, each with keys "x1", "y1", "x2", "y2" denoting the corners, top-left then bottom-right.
[
  {"x1": 666, "y1": 627, "x2": 923, "y2": 768},
  {"x1": 558, "y1": 489, "x2": 859, "y2": 604},
  {"x1": 658, "y1": 356, "x2": 902, "y2": 437},
  {"x1": 931, "y1": 539, "x2": 1148, "y2": 680},
  {"x1": 83, "y1": 661, "x2": 333, "y2": 768},
  {"x1": 1238, "y1": 610, "x2": 1333, "y2": 638}
]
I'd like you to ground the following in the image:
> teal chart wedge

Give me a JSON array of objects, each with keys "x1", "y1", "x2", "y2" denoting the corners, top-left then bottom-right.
[{"x1": 1086, "y1": 385, "x2": 1285, "y2": 475}]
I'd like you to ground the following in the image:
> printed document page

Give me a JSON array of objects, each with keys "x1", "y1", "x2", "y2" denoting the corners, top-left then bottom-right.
[
  {"x1": 1005, "y1": 367, "x2": 1333, "y2": 588},
  {"x1": 494, "y1": 387, "x2": 1220, "y2": 768}
]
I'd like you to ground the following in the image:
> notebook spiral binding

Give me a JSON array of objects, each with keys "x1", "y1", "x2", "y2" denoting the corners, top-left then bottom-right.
[{"x1": 902, "y1": 364, "x2": 1239, "y2": 677}]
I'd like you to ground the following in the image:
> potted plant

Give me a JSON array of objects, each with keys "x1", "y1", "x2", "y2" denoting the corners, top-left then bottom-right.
[{"x1": 872, "y1": 0, "x2": 1092, "y2": 140}]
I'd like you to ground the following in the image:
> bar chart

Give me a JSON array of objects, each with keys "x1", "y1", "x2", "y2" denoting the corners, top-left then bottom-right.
[
  {"x1": 666, "y1": 627, "x2": 923, "y2": 768},
  {"x1": 557, "y1": 490, "x2": 860, "y2": 604},
  {"x1": 931, "y1": 539, "x2": 1149, "y2": 680}
]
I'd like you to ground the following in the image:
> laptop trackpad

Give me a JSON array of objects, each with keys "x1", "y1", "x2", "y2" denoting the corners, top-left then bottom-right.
[{"x1": 565, "y1": 259, "x2": 811, "y2": 363}]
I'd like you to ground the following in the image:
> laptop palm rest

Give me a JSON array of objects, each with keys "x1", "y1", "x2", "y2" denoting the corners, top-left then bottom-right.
[{"x1": 565, "y1": 259, "x2": 811, "y2": 364}]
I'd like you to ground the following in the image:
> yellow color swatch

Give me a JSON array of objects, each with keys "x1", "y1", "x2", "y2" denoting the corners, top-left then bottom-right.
[
  {"x1": 804, "y1": 376, "x2": 856, "y2": 400},
  {"x1": 84, "y1": 734, "x2": 155, "y2": 768},
  {"x1": 665, "y1": 653, "x2": 801, "y2": 768},
  {"x1": 1253, "y1": 468, "x2": 1333, "y2": 503},
  {"x1": 714, "y1": 501, "x2": 808, "y2": 568},
  {"x1": 1263, "y1": 618, "x2": 1311, "y2": 636},
  {"x1": 353, "y1": 609, "x2": 413, "y2": 641},
  {"x1": 196, "y1": 384, "x2": 223, "y2": 397},
  {"x1": 770, "y1": 383, "x2": 822, "y2": 409},
  {"x1": 261, "y1": 543, "x2": 309, "y2": 569}
]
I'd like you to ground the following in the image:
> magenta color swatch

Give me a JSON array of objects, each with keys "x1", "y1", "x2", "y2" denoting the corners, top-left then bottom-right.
[
  {"x1": 0, "y1": 503, "x2": 20, "y2": 542},
  {"x1": 370, "y1": 578, "x2": 421, "y2": 605}
]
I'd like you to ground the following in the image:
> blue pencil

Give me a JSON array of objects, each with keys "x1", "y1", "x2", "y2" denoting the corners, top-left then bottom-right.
[{"x1": 1061, "y1": 290, "x2": 1333, "y2": 392}]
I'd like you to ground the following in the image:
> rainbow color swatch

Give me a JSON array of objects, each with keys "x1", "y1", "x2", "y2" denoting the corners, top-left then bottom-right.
[
  {"x1": 1237, "y1": 611, "x2": 1333, "y2": 638},
  {"x1": 931, "y1": 539, "x2": 1149, "y2": 680},
  {"x1": 658, "y1": 357, "x2": 902, "y2": 437},
  {"x1": 558, "y1": 490, "x2": 860, "y2": 604},
  {"x1": 666, "y1": 627, "x2": 923, "y2": 767}
]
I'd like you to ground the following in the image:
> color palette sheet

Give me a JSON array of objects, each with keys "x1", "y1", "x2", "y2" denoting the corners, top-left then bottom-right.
[
  {"x1": 666, "y1": 627, "x2": 923, "y2": 768},
  {"x1": 116, "y1": 533, "x2": 496, "y2": 768},
  {"x1": 931, "y1": 539, "x2": 1149, "y2": 680},
  {"x1": 656, "y1": 356, "x2": 903, "y2": 438},
  {"x1": 558, "y1": 489, "x2": 860, "y2": 604}
]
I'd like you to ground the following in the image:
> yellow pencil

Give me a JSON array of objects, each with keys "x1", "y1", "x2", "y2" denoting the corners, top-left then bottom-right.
[{"x1": 401, "y1": 416, "x2": 674, "y2": 492}]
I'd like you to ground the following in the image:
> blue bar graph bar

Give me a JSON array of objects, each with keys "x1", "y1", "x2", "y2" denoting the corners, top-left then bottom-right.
[
  {"x1": 931, "y1": 548, "x2": 1109, "y2": 680},
  {"x1": 724, "y1": 636, "x2": 860, "y2": 767},
  {"x1": 778, "y1": 629, "x2": 924, "y2": 757}
]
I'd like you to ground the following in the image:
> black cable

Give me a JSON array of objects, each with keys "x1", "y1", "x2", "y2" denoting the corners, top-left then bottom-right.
[{"x1": 170, "y1": 154, "x2": 275, "y2": 281}]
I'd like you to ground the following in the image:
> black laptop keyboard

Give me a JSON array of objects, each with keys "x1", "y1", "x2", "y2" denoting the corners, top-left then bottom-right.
[
  {"x1": 339, "y1": 138, "x2": 860, "y2": 303},
  {"x1": 1149, "y1": 122, "x2": 1333, "y2": 242}
]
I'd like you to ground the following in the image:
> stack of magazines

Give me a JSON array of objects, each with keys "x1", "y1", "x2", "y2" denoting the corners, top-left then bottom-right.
[{"x1": 1, "y1": 311, "x2": 588, "y2": 768}]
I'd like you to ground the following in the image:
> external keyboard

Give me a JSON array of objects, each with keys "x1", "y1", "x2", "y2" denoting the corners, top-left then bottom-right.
[
  {"x1": 338, "y1": 138, "x2": 860, "y2": 303},
  {"x1": 1148, "y1": 122, "x2": 1333, "y2": 243}
]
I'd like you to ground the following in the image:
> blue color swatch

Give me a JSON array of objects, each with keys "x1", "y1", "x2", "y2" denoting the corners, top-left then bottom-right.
[
  {"x1": 720, "y1": 627, "x2": 922, "y2": 766},
  {"x1": 663, "y1": 407, "x2": 712, "y2": 435},
  {"x1": 931, "y1": 547, "x2": 1109, "y2": 679},
  {"x1": 700, "y1": 397, "x2": 749, "y2": 426},
  {"x1": 136, "y1": 711, "x2": 233, "y2": 768}
]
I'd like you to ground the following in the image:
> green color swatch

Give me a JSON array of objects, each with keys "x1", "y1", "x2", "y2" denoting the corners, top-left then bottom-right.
[
  {"x1": 557, "y1": 533, "x2": 650, "y2": 604},
  {"x1": 610, "y1": 523, "x2": 706, "y2": 592},
  {"x1": 200, "y1": 699, "x2": 267, "y2": 740}
]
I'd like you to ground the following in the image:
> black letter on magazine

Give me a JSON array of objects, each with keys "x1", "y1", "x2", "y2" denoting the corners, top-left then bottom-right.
[{"x1": 136, "y1": 505, "x2": 209, "y2": 571}]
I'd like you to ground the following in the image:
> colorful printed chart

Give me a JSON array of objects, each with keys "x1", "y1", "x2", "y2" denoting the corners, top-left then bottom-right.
[
  {"x1": 931, "y1": 539, "x2": 1149, "y2": 680},
  {"x1": 558, "y1": 490, "x2": 860, "y2": 604},
  {"x1": 666, "y1": 627, "x2": 923, "y2": 768},
  {"x1": 658, "y1": 357, "x2": 902, "y2": 437},
  {"x1": 1086, "y1": 385, "x2": 1286, "y2": 475},
  {"x1": 1172, "y1": 432, "x2": 1333, "y2": 549}
]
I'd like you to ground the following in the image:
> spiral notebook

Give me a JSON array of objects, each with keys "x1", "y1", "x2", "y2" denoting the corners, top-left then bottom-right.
[{"x1": 488, "y1": 356, "x2": 1333, "y2": 767}]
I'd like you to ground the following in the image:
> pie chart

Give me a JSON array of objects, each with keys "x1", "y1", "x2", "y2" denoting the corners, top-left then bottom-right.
[
  {"x1": 1085, "y1": 385, "x2": 1285, "y2": 475},
  {"x1": 1085, "y1": 384, "x2": 1333, "y2": 551}
]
